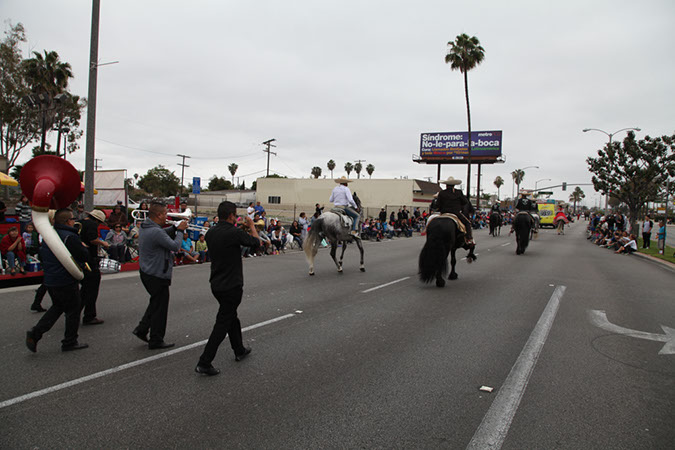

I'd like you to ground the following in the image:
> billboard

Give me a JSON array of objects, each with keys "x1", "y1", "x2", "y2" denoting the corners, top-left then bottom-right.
[{"x1": 420, "y1": 130, "x2": 502, "y2": 161}]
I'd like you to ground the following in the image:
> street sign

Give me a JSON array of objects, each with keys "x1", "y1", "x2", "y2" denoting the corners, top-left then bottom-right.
[{"x1": 192, "y1": 177, "x2": 201, "y2": 194}]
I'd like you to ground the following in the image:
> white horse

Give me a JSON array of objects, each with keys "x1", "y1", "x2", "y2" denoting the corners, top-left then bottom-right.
[{"x1": 304, "y1": 210, "x2": 365, "y2": 276}]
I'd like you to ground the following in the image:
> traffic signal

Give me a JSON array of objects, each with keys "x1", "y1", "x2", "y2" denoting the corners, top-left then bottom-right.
[{"x1": 562, "y1": 182, "x2": 567, "y2": 191}]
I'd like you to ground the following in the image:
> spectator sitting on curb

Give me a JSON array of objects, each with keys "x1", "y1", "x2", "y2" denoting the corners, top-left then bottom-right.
[
  {"x1": 104, "y1": 224, "x2": 129, "y2": 262},
  {"x1": 615, "y1": 234, "x2": 638, "y2": 254},
  {"x1": 178, "y1": 233, "x2": 199, "y2": 263},
  {"x1": 195, "y1": 233, "x2": 209, "y2": 262}
]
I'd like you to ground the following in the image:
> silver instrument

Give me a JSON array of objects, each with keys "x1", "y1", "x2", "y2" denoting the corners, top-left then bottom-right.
[{"x1": 131, "y1": 208, "x2": 207, "y2": 233}]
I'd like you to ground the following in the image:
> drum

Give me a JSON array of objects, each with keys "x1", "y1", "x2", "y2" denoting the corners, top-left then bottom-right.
[{"x1": 99, "y1": 258, "x2": 121, "y2": 274}]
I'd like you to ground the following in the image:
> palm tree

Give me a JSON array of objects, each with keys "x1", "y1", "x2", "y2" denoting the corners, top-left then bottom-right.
[
  {"x1": 493, "y1": 176, "x2": 504, "y2": 200},
  {"x1": 327, "y1": 160, "x2": 336, "y2": 178},
  {"x1": 569, "y1": 186, "x2": 585, "y2": 214},
  {"x1": 511, "y1": 169, "x2": 525, "y2": 198},
  {"x1": 445, "y1": 34, "x2": 486, "y2": 209},
  {"x1": 311, "y1": 166, "x2": 322, "y2": 179},
  {"x1": 228, "y1": 163, "x2": 238, "y2": 184},
  {"x1": 344, "y1": 162, "x2": 353, "y2": 178},
  {"x1": 354, "y1": 162, "x2": 363, "y2": 179},
  {"x1": 366, "y1": 164, "x2": 375, "y2": 178}
]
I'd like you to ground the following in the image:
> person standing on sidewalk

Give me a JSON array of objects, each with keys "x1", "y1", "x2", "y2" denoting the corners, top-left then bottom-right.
[
  {"x1": 195, "y1": 201, "x2": 261, "y2": 376},
  {"x1": 26, "y1": 209, "x2": 90, "y2": 353},
  {"x1": 641, "y1": 215, "x2": 654, "y2": 249},
  {"x1": 133, "y1": 201, "x2": 188, "y2": 349},
  {"x1": 79, "y1": 209, "x2": 108, "y2": 325}
]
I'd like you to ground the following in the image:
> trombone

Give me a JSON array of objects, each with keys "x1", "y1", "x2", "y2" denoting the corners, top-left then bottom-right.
[{"x1": 131, "y1": 208, "x2": 208, "y2": 233}]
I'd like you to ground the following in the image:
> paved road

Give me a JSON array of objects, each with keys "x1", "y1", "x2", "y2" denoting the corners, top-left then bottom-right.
[{"x1": 1, "y1": 223, "x2": 673, "y2": 448}]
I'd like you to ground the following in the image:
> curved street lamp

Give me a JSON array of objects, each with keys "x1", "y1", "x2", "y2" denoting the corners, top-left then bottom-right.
[
  {"x1": 512, "y1": 165, "x2": 539, "y2": 198},
  {"x1": 583, "y1": 127, "x2": 641, "y2": 212},
  {"x1": 535, "y1": 178, "x2": 551, "y2": 191}
]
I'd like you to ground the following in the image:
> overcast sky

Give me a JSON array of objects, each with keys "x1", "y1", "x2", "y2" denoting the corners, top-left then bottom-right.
[{"x1": 3, "y1": 0, "x2": 674, "y2": 206}]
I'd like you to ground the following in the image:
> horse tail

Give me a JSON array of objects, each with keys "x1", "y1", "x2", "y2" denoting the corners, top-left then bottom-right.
[
  {"x1": 514, "y1": 213, "x2": 530, "y2": 253},
  {"x1": 418, "y1": 221, "x2": 449, "y2": 283},
  {"x1": 304, "y1": 218, "x2": 322, "y2": 271}
]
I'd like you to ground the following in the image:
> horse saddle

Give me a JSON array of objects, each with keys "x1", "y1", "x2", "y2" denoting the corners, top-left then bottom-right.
[
  {"x1": 331, "y1": 207, "x2": 353, "y2": 228},
  {"x1": 426, "y1": 213, "x2": 466, "y2": 234}
]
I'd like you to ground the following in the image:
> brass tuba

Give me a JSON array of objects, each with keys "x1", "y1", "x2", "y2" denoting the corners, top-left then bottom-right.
[{"x1": 20, "y1": 156, "x2": 85, "y2": 281}]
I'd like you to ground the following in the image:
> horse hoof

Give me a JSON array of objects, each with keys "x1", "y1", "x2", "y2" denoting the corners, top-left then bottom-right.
[
  {"x1": 360, "y1": 267, "x2": 366, "y2": 272},
  {"x1": 449, "y1": 273, "x2": 458, "y2": 280},
  {"x1": 436, "y1": 278, "x2": 446, "y2": 287},
  {"x1": 309, "y1": 272, "x2": 315, "y2": 276},
  {"x1": 337, "y1": 268, "x2": 343, "y2": 273}
]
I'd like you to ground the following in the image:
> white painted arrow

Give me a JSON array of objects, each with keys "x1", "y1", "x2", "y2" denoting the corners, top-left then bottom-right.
[{"x1": 589, "y1": 310, "x2": 675, "y2": 355}]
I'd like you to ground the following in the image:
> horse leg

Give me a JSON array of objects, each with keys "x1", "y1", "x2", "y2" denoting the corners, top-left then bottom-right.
[
  {"x1": 354, "y1": 237, "x2": 365, "y2": 272},
  {"x1": 330, "y1": 242, "x2": 342, "y2": 272},
  {"x1": 448, "y1": 248, "x2": 458, "y2": 280},
  {"x1": 339, "y1": 241, "x2": 348, "y2": 271}
]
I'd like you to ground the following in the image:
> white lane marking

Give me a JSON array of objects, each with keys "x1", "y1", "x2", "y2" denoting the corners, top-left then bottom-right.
[
  {"x1": 589, "y1": 310, "x2": 675, "y2": 355},
  {"x1": 0, "y1": 313, "x2": 296, "y2": 410},
  {"x1": 361, "y1": 277, "x2": 410, "y2": 293},
  {"x1": 467, "y1": 285, "x2": 566, "y2": 450},
  {"x1": 501, "y1": 242, "x2": 510, "y2": 247}
]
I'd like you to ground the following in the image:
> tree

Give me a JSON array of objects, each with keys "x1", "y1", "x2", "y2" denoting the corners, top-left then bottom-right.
[
  {"x1": 344, "y1": 162, "x2": 353, "y2": 178},
  {"x1": 354, "y1": 162, "x2": 363, "y2": 179},
  {"x1": 587, "y1": 131, "x2": 675, "y2": 233},
  {"x1": 228, "y1": 163, "x2": 238, "y2": 184},
  {"x1": 445, "y1": 33, "x2": 485, "y2": 210},
  {"x1": 327, "y1": 159, "x2": 336, "y2": 178},
  {"x1": 366, "y1": 164, "x2": 375, "y2": 178},
  {"x1": 208, "y1": 175, "x2": 233, "y2": 191},
  {"x1": 569, "y1": 187, "x2": 585, "y2": 214},
  {"x1": 311, "y1": 166, "x2": 322, "y2": 179},
  {"x1": 511, "y1": 169, "x2": 525, "y2": 198},
  {"x1": 493, "y1": 176, "x2": 504, "y2": 200},
  {"x1": 137, "y1": 165, "x2": 181, "y2": 197}
]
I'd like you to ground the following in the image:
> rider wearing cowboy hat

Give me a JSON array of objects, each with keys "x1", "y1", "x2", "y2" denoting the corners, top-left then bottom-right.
[
  {"x1": 329, "y1": 176, "x2": 360, "y2": 236},
  {"x1": 435, "y1": 176, "x2": 474, "y2": 245},
  {"x1": 514, "y1": 191, "x2": 539, "y2": 233}
]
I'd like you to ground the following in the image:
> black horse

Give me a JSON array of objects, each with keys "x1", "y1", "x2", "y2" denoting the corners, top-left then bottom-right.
[
  {"x1": 418, "y1": 217, "x2": 477, "y2": 287},
  {"x1": 513, "y1": 212, "x2": 532, "y2": 255},
  {"x1": 489, "y1": 212, "x2": 502, "y2": 237}
]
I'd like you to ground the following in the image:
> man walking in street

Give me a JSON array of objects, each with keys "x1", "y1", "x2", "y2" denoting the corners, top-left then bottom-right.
[
  {"x1": 79, "y1": 209, "x2": 108, "y2": 325},
  {"x1": 26, "y1": 209, "x2": 90, "y2": 353},
  {"x1": 195, "y1": 201, "x2": 261, "y2": 376},
  {"x1": 133, "y1": 201, "x2": 188, "y2": 349}
]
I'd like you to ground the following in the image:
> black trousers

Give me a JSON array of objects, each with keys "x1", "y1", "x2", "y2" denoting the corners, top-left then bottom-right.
[
  {"x1": 32, "y1": 283, "x2": 81, "y2": 346},
  {"x1": 32, "y1": 284, "x2": 48, "y2": 307},
  {"x1": 642, "y1": 232, "x2": 651, "y2": 249},
  {"x1": 80, "y1": 269, "x2": 101, "y2": 322},
  {"x1": 198, "y1": 286, "x2": 245, "y2": 366},
  {"x1": 138, "y1": 271, "x2": 171, "y2": 345}
]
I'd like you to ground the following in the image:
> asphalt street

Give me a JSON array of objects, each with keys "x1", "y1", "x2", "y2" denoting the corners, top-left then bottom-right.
[{"x1": 0, "y1": 222, "x2": 673, "y2": 449}]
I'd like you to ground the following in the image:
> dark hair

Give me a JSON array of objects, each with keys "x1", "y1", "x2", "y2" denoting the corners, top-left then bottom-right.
[
  {"x1": 218, "y1": 201, "x2": 237, "y2": 220},
  {"x1": 7, "y1": 226, "x2": 18, "y2": 233},
  {"x1": 148, "y1": 201, "x2": 166, "y2": 219},
  {"x1": 54, "y1": 208, "x2": 74, "y2": 225}
]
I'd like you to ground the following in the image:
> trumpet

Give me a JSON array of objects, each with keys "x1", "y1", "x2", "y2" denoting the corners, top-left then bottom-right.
[{"x1": 131, "y1": 208, "x2": 208, "y2": 233}]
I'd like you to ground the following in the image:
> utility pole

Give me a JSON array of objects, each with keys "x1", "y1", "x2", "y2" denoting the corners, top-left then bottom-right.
[
  {"x1": 177, "y1": 154, "x2": 190, "y2": 190},
  {"x1": 83, "y1": 0, "x2": 100, "y2": 212},
  {"x1": 262, "y1": 139, "x2": 277, "y2": 177},
  {"x1": 354, "y1": 159, "x2": 366, "y2": 179},
  {"x1": 94, "y1": 158, "x2": 102, "y2": 170}
]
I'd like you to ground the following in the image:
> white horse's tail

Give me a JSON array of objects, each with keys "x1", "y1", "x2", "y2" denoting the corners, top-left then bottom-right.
[{"x1": 304, "y1": 219, "x2": 322, "y2": 275}]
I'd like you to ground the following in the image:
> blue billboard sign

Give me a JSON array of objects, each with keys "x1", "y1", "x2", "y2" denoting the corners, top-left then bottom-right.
[{"x1": 420, "y1": 130, "x2": 502, "y2": 161}]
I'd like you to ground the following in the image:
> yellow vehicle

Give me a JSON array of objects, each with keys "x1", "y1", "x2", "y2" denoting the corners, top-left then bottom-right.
[{"x1": 537, "y1": 202, "x2": 556, "y2": 228}]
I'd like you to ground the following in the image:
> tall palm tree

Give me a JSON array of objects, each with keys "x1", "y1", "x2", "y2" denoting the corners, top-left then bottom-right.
[
  {"x1": 228, "y1": 163, "x2": 238, "y2": 184},
  {"x1": 344, "y1": 162, "x2": 353, "y2": 178},
  {"x1": 354, "y1": 162, "x2": 363, "y2": 179},
  {"x1": 366, "y1": 164, "x2": 375, "y2": 178},
  {"x1": 445, "y1": 34, "x2": 485, "y2": 209},
  {"x1": 493, "y1": 176, "x2": 504, "y2": 200},
  {"x1": 569, "y1": 186, "x2": 585, "y2": 214},
  {"x1": 311, "y1": 166, "x2": 322, "y2": 179},
  {"x1": 327, "y1": 160, "x2": 336, "y2": 178},
  {"x1": 511, "y1": 169, "x2": 525, "y2": 198}
]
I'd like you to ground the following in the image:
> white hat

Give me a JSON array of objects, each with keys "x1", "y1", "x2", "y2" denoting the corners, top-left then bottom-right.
[
  {"x1": 439, "y1": 176, "x2": 462, "y2": 185},
  {"x1": 88, "y1": 210, "x2": 106, "y2": 223},
  {"x1": 335, "y1": 176, "x2": 352, "y2": 184}
]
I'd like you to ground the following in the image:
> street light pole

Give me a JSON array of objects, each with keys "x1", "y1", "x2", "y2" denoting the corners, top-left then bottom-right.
[
  {"x1": 84, "y1": 0, "x2": 100, "y2": 212},
  {"x1": 582, "y1": 127, "x2": 641, "y2": 214},
  {"x1": 535, "y1": 178, "x2": 551, "y2": 192},
  {"x1": 515, "y1": 165, "x2": 539, "y2": 198}
]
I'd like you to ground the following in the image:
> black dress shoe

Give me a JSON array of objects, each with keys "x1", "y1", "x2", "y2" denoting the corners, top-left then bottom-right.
[
  {"x1": 235, "y1": 347, "x2": 252, "y2": 361},
  {"x1": 132, "y1": 327, "x2": 149, "y2": 342},
  {"x1": 148, "y1": 341, "x2": 175, "y2": 350},
  {"x1": 62, "y1": 342, "x2": 89, "y2": 352},
  {"x1": 30, "y1": 305, "x2": 47, "y2": 313},
  {"x1": 195, "y1": 364, "x2": 220, "y2": 376},
  {"x1": 26, "y1": 330, "x2": 38, "y2": 353},
  {"x1": 82, "y1": 318, "x2": 104, "y2": 325}
]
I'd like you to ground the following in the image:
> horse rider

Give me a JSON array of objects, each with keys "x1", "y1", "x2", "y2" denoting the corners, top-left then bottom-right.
[
  {"x1": 514, "y1": 192, "x2": 538, "y2": 234},
  {"x1": 490, "y1": 202, "x2": 501, "y2": 214},
  {"x1": 329, "y1": 176, "x2": 360, "y2": 236},
  {"x1": 434, "y1": 176, "x2": 475, "y2": 245}
]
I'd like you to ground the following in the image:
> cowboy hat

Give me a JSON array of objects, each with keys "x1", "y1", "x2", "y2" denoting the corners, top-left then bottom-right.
[
  {"x1": 439, "y1": 176, "x2": 462, "y2": 185},
  {"x1": 334, "y1": 176, "x2": 352, "y2": 183},
  {"x1": 88, "y1": 210, "x2": 106, "y2": 223}
]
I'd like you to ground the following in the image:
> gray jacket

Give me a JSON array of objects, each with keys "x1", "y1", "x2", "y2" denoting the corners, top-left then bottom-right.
[{"x1": 138, "y1": 218, "x2": 183, "y2": 279}]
